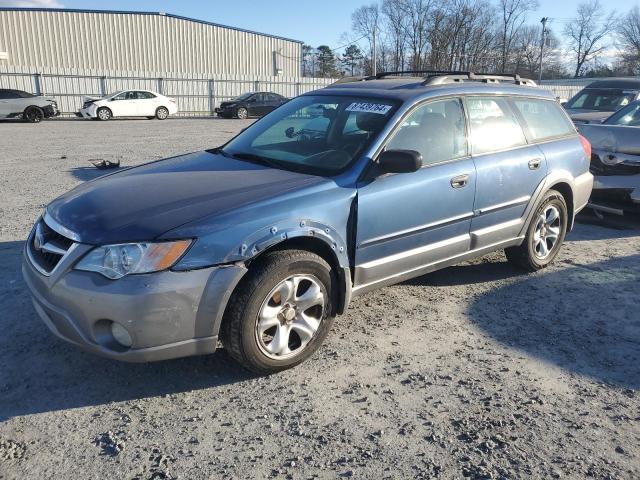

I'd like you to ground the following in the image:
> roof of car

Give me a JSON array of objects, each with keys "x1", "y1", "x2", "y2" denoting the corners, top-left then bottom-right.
[
  {"x1": 314, "y1": 77, "x2": 553, "y2": 102},
  {"x1": 585, "y1": 78, "x2": 640, "y2": 89}
]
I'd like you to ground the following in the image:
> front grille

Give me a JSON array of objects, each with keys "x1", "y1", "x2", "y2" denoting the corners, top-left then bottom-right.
[
  {"x1": 590, "y1": 155, "x2": 640, "y2": 176},
  {"x1": 28, "y1": 217, "x2": 75, "y2": 275}
]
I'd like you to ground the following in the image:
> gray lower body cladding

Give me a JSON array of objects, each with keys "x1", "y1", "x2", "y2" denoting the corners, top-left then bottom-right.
[{"x1": 22, "y1": 248, "x2": 247, "y2": 362}]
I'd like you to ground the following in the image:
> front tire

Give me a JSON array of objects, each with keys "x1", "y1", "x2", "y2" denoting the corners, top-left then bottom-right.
[
  {"x1": 505, "y1": 189, "x2": 568, "y2": 271},
  {"x1": 24, "y1": 106, "x2": 44, "y2": 123},
  {"x1": 221, "y1": 249, "x2": 336, "y2": 374},
  {"x1": 156, "y1": 107, "x2": 169, "y2": 120},
  {"x1": 97, "y1": 107, "x2": 112, "y2": 121},
  {"x1": 236, "y1": 107, "x2": 248, "y2": 120}
]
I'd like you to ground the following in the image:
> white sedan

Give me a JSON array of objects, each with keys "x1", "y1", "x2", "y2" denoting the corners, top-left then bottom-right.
[{"x1": 78, "y1": 90, "x2": 178, "y2": 120}]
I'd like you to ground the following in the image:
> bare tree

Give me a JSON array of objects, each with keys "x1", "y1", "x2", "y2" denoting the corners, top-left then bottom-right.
[
  {"x1": 351, "y1": 3, "x2": 380, "y2": 72},
  {"x1": 564, "y1": 0, "x2": 616, "y2": 77},
  {"x1": 617, "y1": 6, "x2": 640, "y2": 73},
  {"x1": 498, "y1": 0, "x2": 539, "y2": 73},
  {"x1": 398, "y1": 0, "x2": 433, "y2": 70},
  {"x1": 381, "y1": 0, "x2": 408, "y2": 71}
]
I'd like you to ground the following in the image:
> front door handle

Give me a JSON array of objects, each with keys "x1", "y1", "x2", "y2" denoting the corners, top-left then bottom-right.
[
  {"x1": 450, "y1": 174, "x2": 470, "y2": 189},
  {"x1": 528, "y1": 158, "x2": 542, "y2": 170}
]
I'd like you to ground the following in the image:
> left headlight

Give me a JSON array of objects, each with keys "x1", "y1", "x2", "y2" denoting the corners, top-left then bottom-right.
[{"x1": 75, "y1": 240, "x2": 192, "y2": 279}]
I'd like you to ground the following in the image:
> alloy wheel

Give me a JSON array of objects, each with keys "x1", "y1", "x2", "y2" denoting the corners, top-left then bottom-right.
[
  {"x1": 533, "y1": 205, "x2": 562, "y2": 259},
  {"x1": 255, "y1": 274, "x2": 326, "y2": 359}
]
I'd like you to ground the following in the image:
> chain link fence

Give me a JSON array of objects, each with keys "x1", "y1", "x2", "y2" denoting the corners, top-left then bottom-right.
[{"x1": 0, "y1": 67, "x2": 335, "y2": 116}]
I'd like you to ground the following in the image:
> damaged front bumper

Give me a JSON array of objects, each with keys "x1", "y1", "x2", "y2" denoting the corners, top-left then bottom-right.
[
  {"x1": 22, "y1": 223, "x2": 247, "y2": 362},
  {"x1": 589, "y1": 151, "x2": 640, "y2": 214}
]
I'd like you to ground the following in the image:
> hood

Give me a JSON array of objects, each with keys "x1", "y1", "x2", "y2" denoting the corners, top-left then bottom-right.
[
  {"x1": 82, "y1": 95, "x2": 104, "y2": 102},
  {"x1": 46, "y1": 151, "x2": 328, "y2": 245},
  {"x1": 566, "y1": 109, "x2": 612, "y2": 124}
]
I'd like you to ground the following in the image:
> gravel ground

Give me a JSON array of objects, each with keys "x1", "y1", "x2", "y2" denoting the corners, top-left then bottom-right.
[{"x1": 1, "y1": 118, "x2": 639, "y2": 480}]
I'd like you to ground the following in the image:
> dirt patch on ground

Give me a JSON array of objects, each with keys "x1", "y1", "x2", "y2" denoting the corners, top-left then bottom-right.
[{"x1": 1, "y1": 119, "x2": 638, "y2": 479}]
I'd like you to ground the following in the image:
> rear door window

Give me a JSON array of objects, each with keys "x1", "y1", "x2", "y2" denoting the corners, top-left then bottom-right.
[
  {"x1": 466, "y1": 97, "x2": 527, "y2": 155},
  {"x1": 512, "y1": 98, "x2": 575, "y2": 142}
]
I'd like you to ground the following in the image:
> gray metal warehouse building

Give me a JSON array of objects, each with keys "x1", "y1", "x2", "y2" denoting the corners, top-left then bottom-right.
[
  {"x1": 0, "y1": 8, "x2": 332, "y2": 115},
  {"x1": 0, "y1": 8, "x2": 302, "y2": 77}
]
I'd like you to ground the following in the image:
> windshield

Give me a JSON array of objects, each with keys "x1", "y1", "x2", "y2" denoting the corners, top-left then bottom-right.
[
  {"x1": 220, "y1": 95, "x2": 399, "y2": 176},
  {"x1": 565, "y1": 88, "x2": 636, "y2": 112},
  {"x1": 604, "y1": 102, "x2": 640, "y2": 126}
]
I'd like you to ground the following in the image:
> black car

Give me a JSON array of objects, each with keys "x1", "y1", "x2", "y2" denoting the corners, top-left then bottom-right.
[
  {"x1": 563, "y1": 79, "x2": 640, "y2": 124},
  {"x1": 215, "y1": 92, "x2": 287, "y2": 119}
]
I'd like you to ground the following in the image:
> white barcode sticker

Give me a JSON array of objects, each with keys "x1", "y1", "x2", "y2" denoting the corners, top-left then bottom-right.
[{"x1": 346, "y1": 102, "x2": 392, "y2": 115}]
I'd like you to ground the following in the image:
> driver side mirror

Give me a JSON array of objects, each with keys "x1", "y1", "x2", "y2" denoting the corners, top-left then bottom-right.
[
  {"x1": 377, "y1": 149, "x2": 423, "y2": 174},
  {"x1": 285, "y1": 126, "x2": 295, "y2": 138}
]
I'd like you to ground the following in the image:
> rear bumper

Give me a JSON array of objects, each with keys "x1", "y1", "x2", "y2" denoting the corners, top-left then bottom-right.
[
  {"x1": 22, "y1": 240, "x2": 247, "y2": 362},
  {"x1": 573, "y1": 171, "x2": 594, "y2": 214}
]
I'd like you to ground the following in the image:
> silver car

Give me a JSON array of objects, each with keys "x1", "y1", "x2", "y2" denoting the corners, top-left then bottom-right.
[
  {"x1": 578, "y1": 100, "x2": 640, "y2": 215},
  {"x1": 0, "y1": 89, "x2": 59, "y2": 123}
]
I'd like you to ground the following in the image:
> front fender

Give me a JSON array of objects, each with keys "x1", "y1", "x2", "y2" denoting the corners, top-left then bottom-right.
[{"x1": 174, "y1": 218, "x2": 350, "y2": 270}]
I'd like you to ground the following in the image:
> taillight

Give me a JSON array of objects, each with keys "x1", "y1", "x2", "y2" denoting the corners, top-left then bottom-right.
[
  {"x1": 579, "y1": 134, "x2": 591, "y2": 160},
  {"x1": 168, "y1": 97, "x2": 176, "y2": 103}
]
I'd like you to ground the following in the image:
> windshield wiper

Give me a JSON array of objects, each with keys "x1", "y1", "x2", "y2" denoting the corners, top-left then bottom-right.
[{"x1": 226, "y1": 151, "x2": 282, "y2": 169}]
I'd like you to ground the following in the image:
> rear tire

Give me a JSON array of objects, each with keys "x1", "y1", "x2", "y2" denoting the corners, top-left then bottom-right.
[
  {"x1": 24, "y1": 106, "x2": 44, "y2": 123},
  {"x1": 156, "y1": 107, "x2": 169, "y2": 120},
  {"x1": 221, "y1": 249, "x2": 336, "y2": 375},
  {"x1": 97, "y1": 107, "x2": 112, "y2": 121},
  {"x1": 505, "y1": 189, "x2": 568, "y2": 271}
]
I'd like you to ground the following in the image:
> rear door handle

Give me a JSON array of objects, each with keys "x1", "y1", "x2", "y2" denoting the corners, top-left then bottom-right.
[
  {"x1": 528, "y1": 158, "x2": 542, "y2": 170},
  {"x1": 450, "y1": 174, "x2": 470, "y2": 189}
]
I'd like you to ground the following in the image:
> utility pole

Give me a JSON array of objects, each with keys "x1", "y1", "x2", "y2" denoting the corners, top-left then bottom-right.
[
  {"x1": 372, "y1": 25, "x2": 377, "y2": 76},
  {"x1": 538, "y1": 17, "x2": 548, "y2": 83}
]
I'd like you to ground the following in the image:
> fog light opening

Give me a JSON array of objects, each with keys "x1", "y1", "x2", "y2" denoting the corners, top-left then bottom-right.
[{"x1": 110, "y1": 322, "x2": 133, "y2": 348}]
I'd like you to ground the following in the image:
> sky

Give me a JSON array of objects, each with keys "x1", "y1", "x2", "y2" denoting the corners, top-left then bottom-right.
[{"x1": 0, "y1": 0, "x2": 638, "y2": 51}]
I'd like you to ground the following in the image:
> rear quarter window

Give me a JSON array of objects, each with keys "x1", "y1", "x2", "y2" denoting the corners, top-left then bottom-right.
[{"x1": 513, "y1": 98, "x2": 575, "y2": 142}]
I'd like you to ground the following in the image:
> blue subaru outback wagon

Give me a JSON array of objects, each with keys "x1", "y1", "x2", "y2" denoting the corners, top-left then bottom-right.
[{"x1": 23, "y1": 72, "x2": 594, "y2": 373}]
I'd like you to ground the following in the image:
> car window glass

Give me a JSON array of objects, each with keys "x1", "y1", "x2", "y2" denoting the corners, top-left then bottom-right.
[
  {"x1": 385, "y1": 98, "x2": 468, "y2": 165},
  {"x1": 112, "y1": 92, "x2": 127, "y2": 101},
  {"x1": 513, "y1": 98, "x2": 575, "y2": 141},
  {"x1": 1, "y1": 91, "x2": 19, "y2": 99},
  {"x1": 125, "y1": 91, "x2": 137, "y2": 100},
  {"x1": 467, "y1": 97, "x2": 527, "y2": 155},
  {"x1": 0, "y1": 91, "x2": 9, "y2": 99},
  {"x1": 252, "y1": 102, "x2": 338, "y2": 148},
  {"x1": 566, "y1": 89, "x2": 636, "y2": 112},
  {"x1": 605, "y1": 103, "x2": 640, "y2": 126},
  {"x1": 136, "y1": 91, "x2": 155, "y2": 99},
  {"x1": 223, "y1": 95, "x2": 397, "y2": 176}
]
